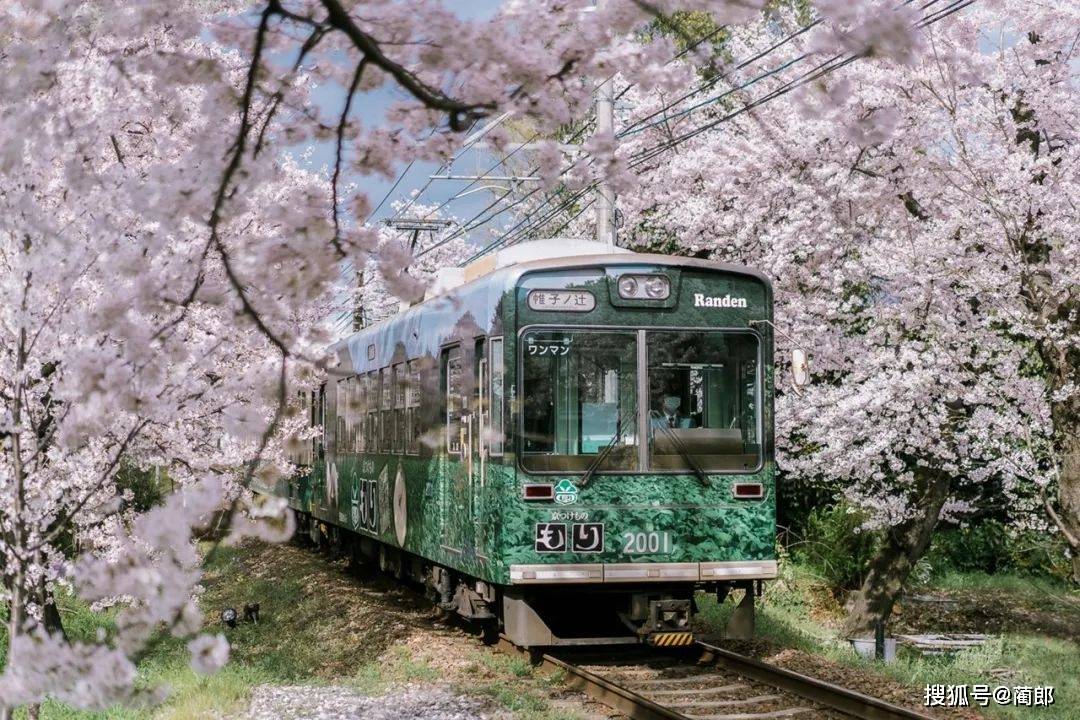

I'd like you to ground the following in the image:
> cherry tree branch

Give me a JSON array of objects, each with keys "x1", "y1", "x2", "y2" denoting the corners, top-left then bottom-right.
[
  {"x1": 313, "y1": 0, "x2": 493, "y2": 130},
  {"x1": 209, "y1": 3, "x2": 290, "y2": 355},
  {"x1": 331, "y1": 58, "x2": 367, "y2": 251}
]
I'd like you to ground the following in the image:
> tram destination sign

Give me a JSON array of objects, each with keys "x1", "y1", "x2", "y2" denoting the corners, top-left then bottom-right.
[{"x1": 527, "y1": 289, "x2": 595, "y2": 312}]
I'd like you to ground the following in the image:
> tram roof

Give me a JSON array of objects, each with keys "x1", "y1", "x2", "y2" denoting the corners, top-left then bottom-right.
[{"x1": 329, "y1": 243, "x2": 770, "y2": 375}]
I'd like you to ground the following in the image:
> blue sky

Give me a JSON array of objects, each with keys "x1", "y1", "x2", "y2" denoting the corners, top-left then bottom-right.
[{"x1": 292, "y1": 0, "x2": 514, "y2": 248}]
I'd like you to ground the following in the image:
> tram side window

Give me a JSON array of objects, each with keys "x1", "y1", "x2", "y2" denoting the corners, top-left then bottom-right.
[
  {"x1": 406, "y1": 360, "x2": 421, "y2": 455},
  {"x1": 382, "y1": 367, "x2": 394, "y2": 452},
  {"x1": 367, "y1": 371, "x2": 380, "y2": 451},
  {"x1": 314, "y1": 384, "x2": 325, "y2": 461},
  {"x1": 349, "y1": 375, "x2": 362, "y2": 454},
  {"x1": 521, "y1": 330, "x2": 638, "y2": 473},
  {"x1": 336, "y1": 377, "x2": 351, "y2": 455},
  {"x1": 289, "y1": 391, "x2": 314, "y2": 465},
  {"x1": 356, "y1": 372, "x2": 367, "y2": 453},
  {"x1": 393, "y1": 363, "x2": 406, "y2": 454},
  {"x1": 646, "y1": 331, "x2": 761, "y2": 472},
  {"x1": 441, "y1": 346, "x2": 464, "y2": 456},
  {"x1": 474, "y1": 338, "x2": 486, "y2": 452},
  {"x1": 489, "y1": 337, "x2": 504, "y2": 457}
]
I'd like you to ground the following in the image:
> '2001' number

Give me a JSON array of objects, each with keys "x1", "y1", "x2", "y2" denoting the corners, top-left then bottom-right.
[{"x1": 622, "y1": 531, "x2": 673, "y2": 555}]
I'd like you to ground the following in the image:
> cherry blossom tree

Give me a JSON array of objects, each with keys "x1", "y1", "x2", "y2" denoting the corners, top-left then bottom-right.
[
  {"x1": 0, "y1": 8, "x2": 329, "y2": 712},
  {"x1": 618, "y1": 0, "x2": 1080, "y2": 629},
  {"x1": 1, "y1": 0, "x2": 933, "y2": 712}
]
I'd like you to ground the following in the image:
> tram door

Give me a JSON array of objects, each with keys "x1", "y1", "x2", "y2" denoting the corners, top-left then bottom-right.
[
  {"x1": 472, "y1": 338, "x2": 490, "y2": 561},
  {"x1": 441, "y1": 345, "x2": 468, "y2": 554},
  {"x1": 441, "y1": 339, "x2": 494, "y2": 561}
]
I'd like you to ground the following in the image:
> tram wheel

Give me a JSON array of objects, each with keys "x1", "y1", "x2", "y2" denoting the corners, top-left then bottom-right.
[{"x1": 479, "y1": 621, "x2": 500, "y2": 646}]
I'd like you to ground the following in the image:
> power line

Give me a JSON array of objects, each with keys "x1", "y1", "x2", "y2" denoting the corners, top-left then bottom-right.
[
  {"x1": 616, "y1": 0, "x2": 950, "y2": 139},
  {"x1": 626, "y1": 0, "x2": 976, "y2": 166},
  {"x1": 412, "y1": 123, "x2": 595, "y2": 259},
  {"x1": 458, "y1": 18, "x2": 833, "y2": 259},
  {"x1": 365, "y1": 158, "x2": 416, "y2": 222},
  {"x1": 471, "y1": 0, "x2": 976, "y2": 256},
  {"x1": 413, "y1": 20, "x2": 735, "y2": 260},
  {"x1": 618, "y1": 18, "x2": 823, "y2": 137}
]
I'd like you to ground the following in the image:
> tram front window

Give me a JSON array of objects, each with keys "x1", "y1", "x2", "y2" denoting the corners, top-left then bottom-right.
[
  {"x1": 521, "y1": 330, "x2": 638, "y2": 472},
  {"x1": 647, "y1": 332, "x2": 761, "y2": 472}
]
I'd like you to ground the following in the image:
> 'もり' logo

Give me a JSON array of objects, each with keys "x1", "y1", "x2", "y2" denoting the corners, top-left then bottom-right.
[
  {"x1": 571, "y1": 522, "x2": 604, "y2": 553},
  {"x1": 553, "y1": 479, "x2": 579, "y2": 505},
  {"x1": 535, "y1": 523, "x2": 567, "y2": 552}
]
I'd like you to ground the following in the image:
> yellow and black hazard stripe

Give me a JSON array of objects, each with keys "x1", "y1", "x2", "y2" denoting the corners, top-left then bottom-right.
[{"x1": 647, "y1": 631, "x2": 695, "y2": 647}]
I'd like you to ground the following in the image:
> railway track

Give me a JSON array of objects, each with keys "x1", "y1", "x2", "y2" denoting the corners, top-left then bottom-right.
[{"x1": 498, "y1": 638, "x2": 934, "y2": 720}]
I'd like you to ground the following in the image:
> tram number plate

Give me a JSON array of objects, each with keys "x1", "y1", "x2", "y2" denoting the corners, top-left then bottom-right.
[{"x1": 622, "y1": 531, "x2": 673, "y2": 555}]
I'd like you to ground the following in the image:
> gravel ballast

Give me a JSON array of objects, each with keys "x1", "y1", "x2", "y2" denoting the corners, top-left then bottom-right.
[{"x1": 245, "y1": 684, "x2": 488, "y2": 720}]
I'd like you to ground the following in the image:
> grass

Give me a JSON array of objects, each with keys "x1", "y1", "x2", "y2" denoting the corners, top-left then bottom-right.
[
  {"x1": 16, "y1": 541, "x2": 1074, "y2": 719},
  {"x1": 695, "y1": 561, "x2": 1080, "y2": 719},
  {"x1": 7, "y1": 541, "x2": 388, "y2": 719},
  {"x1": 456, "y1": 650, "x2": 583, "y2": 720},
  {"x1": 3, "y1": 542, "x2": 585, "y2": 720}
]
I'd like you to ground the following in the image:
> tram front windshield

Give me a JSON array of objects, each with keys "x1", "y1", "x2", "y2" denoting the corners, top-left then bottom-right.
[
  {"x1": 647, "y1": 331, "x2": 760, "y2": 472},
  {"x1": 520, "y1": 329, "x2": 761, "y2": 474},
  {"x1": 521, "y1": 330, "x2": 638, "y2": 472}
]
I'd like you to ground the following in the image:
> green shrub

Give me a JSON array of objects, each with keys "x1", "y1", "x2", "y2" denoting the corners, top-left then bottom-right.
[
  {"x1": 776, "y1": 470, "x2": 840, "y2": 541},
  {"x1": 789, "y1": 503, "x2": 880, "y2": 593},
  {"x1": 925, "y1": 521, "x2": 1008, "y2": 574},
  {"x1": 115, "y1": 461, "x2": 168, "y2": 512},
  {"x1": 927, "y1": 522, "x2": 1071, "y2": 580}
]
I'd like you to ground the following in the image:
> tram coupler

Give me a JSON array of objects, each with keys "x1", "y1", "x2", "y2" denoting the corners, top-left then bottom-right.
[{"x1": 632, "y1": 597, "x2": 693, "y2": 647}]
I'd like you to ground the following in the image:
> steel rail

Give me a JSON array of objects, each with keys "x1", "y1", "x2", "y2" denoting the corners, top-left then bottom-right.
[
  {"x1": 498, "y1": 636, "x2": 936, "y2": 720},
  {"x1": 696, "y1": 641, "x2": 934, "y2": 720},
  {"x1": 545, "y1": 652, "x2": 692, "y2": 720},
  {"x1": 497, "y1": 637, "x2": 689, "y2": 720}
]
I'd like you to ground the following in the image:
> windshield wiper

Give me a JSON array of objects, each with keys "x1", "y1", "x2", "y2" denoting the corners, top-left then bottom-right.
[
  {"x1": 579, "y1": 398, "x2": 636, "y2": 489},
  {"x1": 649, "y1": 410, "x2": 711, "y2": 487}
]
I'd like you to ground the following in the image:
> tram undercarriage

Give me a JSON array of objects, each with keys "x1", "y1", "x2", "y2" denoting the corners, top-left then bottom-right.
[{"x1": 299, "y1": 512, "x2": 758, "y2": 649}]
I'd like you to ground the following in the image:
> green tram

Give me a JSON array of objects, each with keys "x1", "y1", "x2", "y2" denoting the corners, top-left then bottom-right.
[{"x1": 261, "y1": 240, "x2": 777, "y2": 647}]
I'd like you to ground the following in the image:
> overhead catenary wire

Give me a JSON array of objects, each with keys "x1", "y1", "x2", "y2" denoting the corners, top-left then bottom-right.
[
  {"x1": 469, "y1": 0, "x2": 976, "y2": 258},
  {"x1": 411, "y1": 21, "x2": 739, "y2": 261},
  {"x1": 365, "y1": 158, "x2": 416, "y2": 222},
  {"x1": 464, "y1": 41, "x2": 824, "y2": 254},
  {"x1": 361, "y1": 0, "x2": 974, "y2": 303},
  {"x1": 626, "y1": 0, "x2": 975, "y2": 168},
  {"x1": 457, "y1": 16, "x2": 837, "y2": 260},
  {"x1": 459, "y1": 183, "x2": 597, "y2": 265},
  {"x1": 617, "y1": 0, "x2": 948, "y2": 139},
  {"x1": 617, "y1": 17, "x2": 823, "y2": 137}
]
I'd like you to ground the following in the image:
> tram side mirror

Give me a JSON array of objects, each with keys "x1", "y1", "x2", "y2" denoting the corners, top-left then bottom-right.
[{"x1": 791, "y1": 348, "x2": 810, "y2": 395}]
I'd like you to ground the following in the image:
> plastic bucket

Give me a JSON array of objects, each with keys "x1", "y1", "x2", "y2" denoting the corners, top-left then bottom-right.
[{"x1": 850, "y1": 637, "x2": 897, "y2": 662}]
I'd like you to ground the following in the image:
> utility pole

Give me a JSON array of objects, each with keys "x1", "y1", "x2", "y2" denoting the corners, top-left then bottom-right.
[
  {"x1": 589, "y1": 0, "x2": 615, "y2": 245},
  {"x1": 352, "y1": 267, "x2": 364, "y2": 332},
  {"x1": 594, "y1": 72, "x2": 616, "y2": 245}
]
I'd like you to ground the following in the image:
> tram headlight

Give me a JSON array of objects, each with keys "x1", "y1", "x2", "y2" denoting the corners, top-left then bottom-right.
[
  {"x1": 617, "y1": 274, "x2": 670, "y2": 300},
  {"x1": 644, "y1": 276, "x2": 670, "y2": 299}
]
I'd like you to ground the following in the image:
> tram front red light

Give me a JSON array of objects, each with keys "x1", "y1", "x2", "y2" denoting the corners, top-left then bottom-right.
[
  {"x1": 732, "y1": 483, "x2": 764, "y2": 499},
  {"x1": 522, "y1": 484, "x2": 555, "y2": 500}
]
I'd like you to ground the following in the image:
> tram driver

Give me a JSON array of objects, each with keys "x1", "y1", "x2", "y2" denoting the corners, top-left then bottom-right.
[{"x1": 650, "y1": 394, "x2": 696, "y2": 431}]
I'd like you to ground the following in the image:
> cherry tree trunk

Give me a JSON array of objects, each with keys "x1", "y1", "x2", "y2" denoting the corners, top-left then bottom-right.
[
  {"x1": 842, "y1": 470, "x2": 951, "y2": 636},
  {"x1": 1030, "y1": 301, "x2": 1080, "y2": 581},
  {"x1": 1052, "y1": 396, "x2": 1080, "y2": 583}
]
